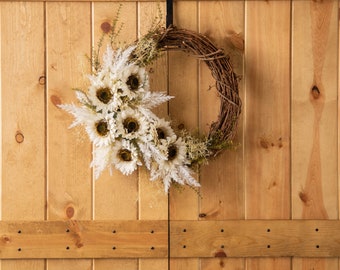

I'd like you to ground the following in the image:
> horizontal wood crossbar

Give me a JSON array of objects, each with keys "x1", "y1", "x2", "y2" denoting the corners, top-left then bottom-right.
[
  {"x1": 0, "y1": 220, "x2": 168, "y2": 259},
  {"x1": 0, "y1": 220, "x2": 339, "y2": 259},
  {"x1": 171, "y1": 220, "x2": 340, "y2": 258}
]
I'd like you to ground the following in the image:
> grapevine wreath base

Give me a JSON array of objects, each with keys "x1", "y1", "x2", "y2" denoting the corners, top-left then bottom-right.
[
  {"x1": 60, "y1": 25, "x2": 241, "y2": 192},
  {"x1": 156, "y1": 27, "x2": 241, "y2": 150}
]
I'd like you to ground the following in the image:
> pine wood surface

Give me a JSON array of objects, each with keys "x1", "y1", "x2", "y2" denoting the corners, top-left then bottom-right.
[
  {"x1": 0, "y1": 0, "x2": 339, "y2": 270},
  {"x1": 244, "y1": 1, "x2": 291, "y2": 270},
  {"x1": 0, "y1": 2, "x2": 46, "y2": 270},
  {"x1": 0, "y1": 220, "x2": 340, "y2": 259},
  {"x1": 168, "y1": 2, "x2": 199, "y2": 270},
  {"x1": 46, "y1": 2, "x2": 93, "y2": 270},
  {"x1": 291, "y1": 1, "x2": 339, "y2": 270},
  {"x1": 138, "y1": 3, "x2": 169, "y2": 270},
  {"x1": 0, "y1": 220, "x2": 168, "y2": 259},
  {"x1": 199, "y1": 1, "x2": 245, "y2": 270},
  {"x1": 93, "y1": 2, "x2": 139, "y2": 270}
]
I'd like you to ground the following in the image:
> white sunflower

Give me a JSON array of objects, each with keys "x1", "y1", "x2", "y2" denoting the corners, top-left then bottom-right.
[
  {"x1": 88, "y1": 45, "x2": 143, "y2": 112},
  {"x1": 87, "y1": 84, "x2": 115, "y2": 113},
  {"x1": 101, "y1": 45, "x2": 146, "y2": 92},
  {"x1": 136, "y1": 117, "x2": 175, "y2": 170},
  {"x1": 150, "y1": 137, "x2": 200, "y2": 192},
  {"x1": 152, "y1": 118, "x2": 176, "y2": 143},
  {"x1": 87, "y1": 70, "x2": 129, "y2": 113},
  {"x1": 114, "y1": 107, "x2": 149, "y2": 141},
  {"x1": 84, "y1": 113, "x2": 115, "y2": 147},
  {"x1": 111, "y1": 139, "x2": 141, "y2": 175},
  {"x1": 116, "y1": 64, "x2": 149, "y2": 102}
]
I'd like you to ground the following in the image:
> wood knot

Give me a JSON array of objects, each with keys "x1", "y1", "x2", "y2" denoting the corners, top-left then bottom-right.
[
  {"x1": 50, "y1": 95, "x2": 62, "y2": 107},
  {"x1": 260, "y1": 138, "x2": 270, "y2": 149},
  {"x1": 66, "y1": 206, "x2": 75, "y2": 218},
  {"x1": 260, "y1": 136, "x2": 284, "y2": 149},
  {"x1": 214, "y1": 250, "x2": 227, "y2": 257},
  {"x1": 311, "y1": 85, "x2": 320, "y2": 99},
  {"x1": 38, "y1": 75, "x2": 46, "y2": 85},
  {"x1": 101, "y1": 22, "x2": 111, "y2": 33},
  {"x1": 66, "y1": 220, "x2": 84, "y2": 249},
  {"x1": 2, "y1": 235, "x2": 11, "y2": 243},
  {"x1": 76, "y1": 241, "x2": 84, "y2": 248},
  {"x1": 15, "y1": 131, "x2": 24, "y2": 143},
  {"x1": 299, "y1": 190, "x2": 310, "y2": 205}
]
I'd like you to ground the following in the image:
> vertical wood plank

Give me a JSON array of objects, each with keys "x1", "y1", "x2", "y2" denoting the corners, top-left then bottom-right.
[
  {"x1": 139, "y1": 2, "x2": 168, "y2": 270},
  {"x1": 292, "y1": 0, "x2": 338, "y2": 269},
  {"x1": 244, "y1": 1, "x2": 291, "y2": 269},
  {"x1": 1, "y1": 2, "x2": 45, "y2": 270},
  {"x1": 93, "y1": 2, "x2": 139, "y2": 270},
  {"x1": 168, "y1": 1, "x2": 199, "y2": 270},
  {"x1": 199, "y1": 1, "x2": 245, "y2": 270},
  {"x1": 46, "y1": 2, "x2": 92, "y2": 269}
]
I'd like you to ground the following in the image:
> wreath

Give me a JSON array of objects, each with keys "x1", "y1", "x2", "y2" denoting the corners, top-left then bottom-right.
[{"x1": 60, "y1": 16, "x2": 241, "y2": 193}]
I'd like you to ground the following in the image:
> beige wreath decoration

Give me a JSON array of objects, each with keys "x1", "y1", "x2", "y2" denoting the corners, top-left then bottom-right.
[
  {"x1": 135, "y1": 26, "x2": 242, "y2": 157},
  {"x1": 60, "y1": 19, "x2": 241, "y2": 192}
]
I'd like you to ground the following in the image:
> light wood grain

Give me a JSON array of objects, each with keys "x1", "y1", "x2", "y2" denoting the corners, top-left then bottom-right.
[
  {"x1": 138, "y1": 3, "x2": 169, "y2": 270},
  {"x1": 0, "y1": 220, "x2": 340, "y2": 258},
  {"x1": 0, "y1": 220, "x2": 168, "y2": 259},
  {"x1": 0, "y1": 2, "x2": 46, "y2": 270},
  {"x1": 199, "y1": 1, "x2": 245, "y2": 270},
  {"x1": 171, "y1": 220, "x2": 340, "y2": 258},
  {"x1": 92, "y1": 3, "x2": 139, "y2": 270},
  {"x1": 46, "y1": 2, "x2": 92, "y2": 269},
  {"x1": 292, "y1": 0, "x2": 338, "y2": 269},
  {"x1": 292, "y1": 0, "x2": 337, "y2": 221},
  {"x1": 245, "y1": 0, "x2": 291, "y2": 269},
  {"x1": 168, "y1": 1, "x2": 199, "y2": 270},
  {"x1": 0, "y1": 0, "x2": 340, "y2": 269}
]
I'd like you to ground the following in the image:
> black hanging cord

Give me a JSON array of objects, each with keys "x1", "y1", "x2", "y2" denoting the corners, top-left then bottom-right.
[{"x1": 166, "y1": 0, "x2": 173, "y2": 28}]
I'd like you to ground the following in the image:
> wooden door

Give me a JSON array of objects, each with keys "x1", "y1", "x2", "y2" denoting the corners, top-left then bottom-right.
[{"x1": 0, "y1": 1, "x2": 339, "y2": 270}]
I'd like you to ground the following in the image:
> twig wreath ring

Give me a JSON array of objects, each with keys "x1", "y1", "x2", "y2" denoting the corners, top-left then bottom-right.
[{"x1": 60, "y1": 20, "x2": 241, "y2": 193}]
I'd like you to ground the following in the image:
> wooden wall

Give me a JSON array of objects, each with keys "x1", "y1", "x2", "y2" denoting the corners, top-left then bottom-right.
[{"x1": 0, "y1": 0, "x2": 339, "y2": 270}]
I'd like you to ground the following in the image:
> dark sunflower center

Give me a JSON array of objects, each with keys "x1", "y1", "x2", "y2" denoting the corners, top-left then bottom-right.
[
  {"x1": 96, "y1": 87, "x2": 112, "y2": 104},
  {"x1": 118, "y1": 149, "x2": 132, "y2": 162},
  {"x1": 156, "y1": 128, "x2": 166, "y2": 139},
  {"x1": 126, "y1": 75, "x2": 140, "y2": 90},
  {"x1": 124, "y1": 118, "x2": 139, "y2": 133},
  {"x1": 167, "y1": 145, "x2": 178, "y2": 161},
  {"x1": 96, "y1": 120, "x2": 109, "y2": 136}
]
